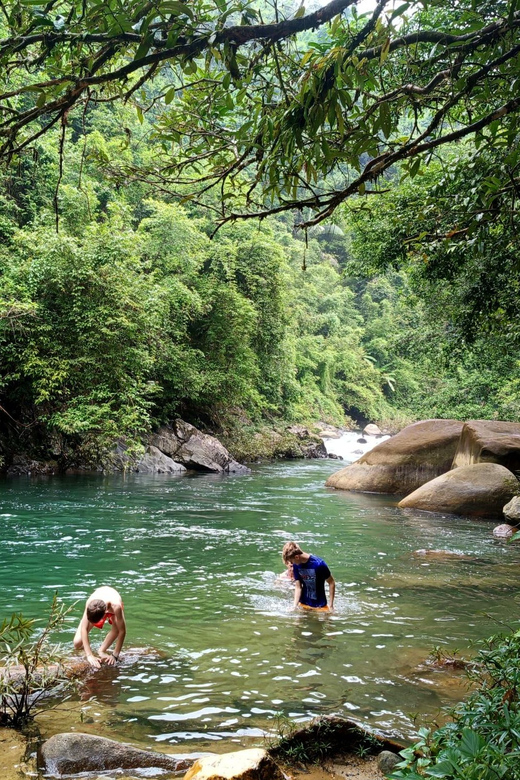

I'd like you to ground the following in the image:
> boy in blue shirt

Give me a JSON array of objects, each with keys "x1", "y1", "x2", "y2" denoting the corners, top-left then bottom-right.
[{"x1": 282, "y1": 541, "x2": 335, "y2": 611}]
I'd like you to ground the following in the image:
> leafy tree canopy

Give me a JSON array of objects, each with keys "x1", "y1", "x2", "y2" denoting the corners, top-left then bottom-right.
[{"x1": 0, "y1": 0, "x2": 519, "y2": 228}]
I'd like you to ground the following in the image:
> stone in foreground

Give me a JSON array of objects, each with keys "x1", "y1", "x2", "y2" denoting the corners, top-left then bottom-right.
[
  {"x1": 183, "y1": 748, "x2": 283, "y2": 780},
  {"x1": 326, "y1": 419, "x2": 464, "y2": 494},
  {"x1": 40, "y1": 733, "x2": 193, "y2": 776},
  {"x1": 378, "y1": 749, "x2": 402, "y2": 775},
  {"x1": 398, "y1": 463, "x2": 519, "y2": 517}
]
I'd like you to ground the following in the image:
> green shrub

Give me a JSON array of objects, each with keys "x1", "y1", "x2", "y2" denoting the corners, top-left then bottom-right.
[
  {"x1": 0, "y1": 596, "x2": 75, "y2": 729},
  {"x1": 390, "y1": 631, "x2": 520, "y2": 780}
]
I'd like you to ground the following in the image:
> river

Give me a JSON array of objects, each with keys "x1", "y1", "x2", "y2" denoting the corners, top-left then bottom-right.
[{"x1": 1, "y1": 438, "x2": 519, "y2": 753}]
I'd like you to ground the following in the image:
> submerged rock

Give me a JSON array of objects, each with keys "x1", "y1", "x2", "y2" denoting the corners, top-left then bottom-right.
[
  {"x1": 184, "y1": 748, "x2": 283, "y2": 780},
  {"x1": 398, "y1": 463, "x2": 519, "y2": 517},
  {"x1": 40, "y1": 733, "x2": 193, "y2": 776},
  {"x1": 326, "y1": 419, "x2": 463, "y2": 495}
]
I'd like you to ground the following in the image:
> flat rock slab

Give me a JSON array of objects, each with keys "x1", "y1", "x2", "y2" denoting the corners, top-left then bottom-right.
[
  {"x1": 183, "y1": 748, "x2": 284, "y2": 780},
  {"x1": 40, "y1": 733, "x2": 193, "y2": 776},
  {"x1": 326, "y1": 419, "x2": 463, "y2": 494},
  {"x1": 398, "y1": 463, "x2": 520, "y2": 517}
]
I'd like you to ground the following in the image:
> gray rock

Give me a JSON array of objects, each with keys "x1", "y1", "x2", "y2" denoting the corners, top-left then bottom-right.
[
  {"x1": 40, "y1": 733, "x2": 193, "y2": 776},
  {"x1": 134, "y1": 445, "x2": 186, "y2": 474},
  {"x1": 184, "y1": 748, "x2": 283, "y2": 780},
  {"x1": 504, "y1": 495, "x2": 520, "y2": 521},
  {"x1": 378, "y1": 750, "x2": 402, "y2": 775},
  {"x1": 150, "y1": 420, "x2": 250, "y2": 474},
  {"x1": 398, "y1": 463, "x2": 520, "y2": 517}
]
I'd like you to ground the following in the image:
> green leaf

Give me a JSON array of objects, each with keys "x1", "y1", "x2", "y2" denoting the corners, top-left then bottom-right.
[
  {"x1": 380, "y1": 37, "x2": 391, "y2": 64},
  {"x1": 459, "y1": 728, "x2": 483, "y2": 759},
  {"x1": 161, "y1": 1, "x2": 194, "y2": 18}
]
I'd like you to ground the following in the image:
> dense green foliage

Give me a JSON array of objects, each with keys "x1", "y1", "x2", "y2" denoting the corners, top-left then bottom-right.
[
  {"x1": 0, "y1": 0, "x2": 519, "y2": 466},
  {"x1": 0, "y1": 1, "x2": 519, "y2": 227},
  {"x1": 391, "y1": 631, "x2": 520, "y2": 780}
]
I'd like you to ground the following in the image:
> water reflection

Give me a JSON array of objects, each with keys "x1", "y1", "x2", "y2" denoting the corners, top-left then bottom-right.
[{"x1": 0, "y1": 462, "x2": 519, "y2": 750}]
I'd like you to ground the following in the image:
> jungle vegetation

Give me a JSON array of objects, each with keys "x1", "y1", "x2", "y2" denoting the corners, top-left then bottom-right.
[{"x1": 0, "y1": 0, "x2": 519, "y2": 464}]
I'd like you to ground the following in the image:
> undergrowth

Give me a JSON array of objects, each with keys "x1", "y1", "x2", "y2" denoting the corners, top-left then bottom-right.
[{"x1": 390, "y1": 630, "x2": 520, "y2": 780}]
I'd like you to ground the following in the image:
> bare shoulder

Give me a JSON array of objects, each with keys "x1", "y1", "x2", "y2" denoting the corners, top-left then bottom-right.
[{"x1": 91, "y1": 585, "x2": 122, "y2": 603}]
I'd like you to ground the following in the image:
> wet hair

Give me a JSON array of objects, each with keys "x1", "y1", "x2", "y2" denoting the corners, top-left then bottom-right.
[
  {"x1": 87, "y1": 599, "x2": 106, "y2": 624},
  {"x1": 282, "y1": 541, "x2": 303, "y2": 565}
]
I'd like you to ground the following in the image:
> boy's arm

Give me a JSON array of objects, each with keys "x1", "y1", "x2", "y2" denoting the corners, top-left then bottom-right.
[
  {"x1": 112, "y1": 608, "x2": 126, "y2": 660},
  {"x1": 81, "y1": 616, "x2": 101, "y2": 669},
  {"x1": 292, "y1": 580, "x2": 302, "y2": 609},
  {"x1": 326, "y1": 575, "x2": 335, "y2": 609}
]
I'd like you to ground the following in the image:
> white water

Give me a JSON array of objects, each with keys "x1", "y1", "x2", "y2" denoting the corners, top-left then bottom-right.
[{"x1": 322, "y1": 430, "x2": 391, "y2": 462}]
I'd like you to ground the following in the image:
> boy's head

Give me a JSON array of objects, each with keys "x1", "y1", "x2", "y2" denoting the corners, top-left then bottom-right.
[
  {"x1": 282, "y1": 541, "x2": 303, "y2": 565},
  {"x1": 87, "y1": 599, "x2": 106, "y2": 624}
]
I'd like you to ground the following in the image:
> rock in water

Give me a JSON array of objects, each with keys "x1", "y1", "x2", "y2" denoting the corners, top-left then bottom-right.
[
  {"x1": 183, "y1": 748, "x2": 284, "y2": 780},
  {"x1": 493, "y1": 524, "x2": 517, "y2": 538},
  {"x1": 134, "y1": 445, "x2": 186, "y2": 474},
  {"x1": 40, "y1": 733, "x2": 193, "y2": 776},
  {"x1": 326, "y1": 419, "x2": 463, "y2": 494},
  {"x1": 363, "y1": 423, "x2": 382, "y2": 436},
  {"x1": 398, "y1": 463, "x2": 519, "y2": 517},
  {"x1": 150, "y1": 419, "x2": 250, "y2": 473},
  {"x1": 503, "y1": 495, "x2": 520, "y2": 522}
]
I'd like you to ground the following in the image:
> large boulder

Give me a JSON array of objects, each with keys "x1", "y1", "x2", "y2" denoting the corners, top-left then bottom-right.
[
  {"x1": 452, "y1": 420, "x2": 520, "y2": 472},
  {"x1": 398, "y1": 463, "x2": 520, "y2": 517},
  {"x1": 39, "y1": 733, "x2": 193, "y2": 776},
  {"x1": 150, "y1": 420, "x2": 250, "y2": 474},
  {"x1": 326, "y1": 419, "x2": 464, "y2": 495},
  {"x1": 133, "y1": 445, "x2": 186, "y2": 474},
  {"x1": 183, "y1": 748, "x2": 283, "y2": 780}
]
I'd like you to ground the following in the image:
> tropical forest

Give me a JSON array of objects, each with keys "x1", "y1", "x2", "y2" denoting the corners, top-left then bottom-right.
[{"x1": 1, "y1": 1, "x2": 520, "y2": 779}]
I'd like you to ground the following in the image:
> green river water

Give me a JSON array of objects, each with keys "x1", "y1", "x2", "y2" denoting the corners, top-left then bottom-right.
[{"x1": 1, "y1": 459, "x2": 519, "y2": 754}]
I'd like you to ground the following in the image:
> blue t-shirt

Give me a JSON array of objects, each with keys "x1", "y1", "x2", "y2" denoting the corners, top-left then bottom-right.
[{"x1": 293, "y1": 555, "x2": 331, "y2": 608}]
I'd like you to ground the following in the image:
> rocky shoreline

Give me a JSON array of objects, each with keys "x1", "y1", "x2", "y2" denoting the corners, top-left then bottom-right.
[
  {"x1": 1, "y1": 715, "x2": 405, "y2": 780},
  {"x1": 1, "y1": 418, "x2": 339, "y2": 477}
]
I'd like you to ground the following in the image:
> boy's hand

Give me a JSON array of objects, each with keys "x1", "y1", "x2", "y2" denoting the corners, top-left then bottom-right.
[
  {"x1": 87, "y1": 654, "x2": 101, "y2": 669},
  {"x1": 99, "y1": 650, "x2": 119, "y2": 665}
]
